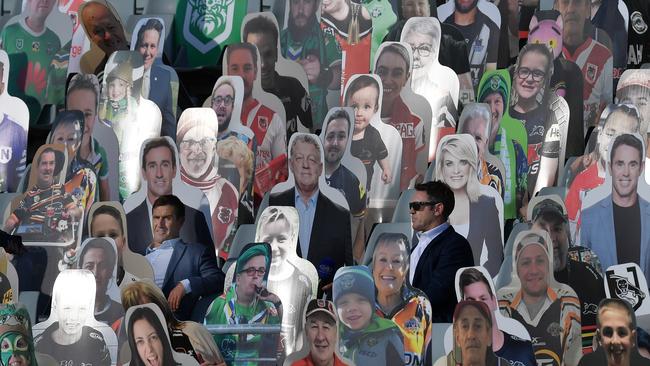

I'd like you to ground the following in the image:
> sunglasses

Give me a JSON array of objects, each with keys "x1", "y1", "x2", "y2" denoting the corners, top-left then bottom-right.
[{"x1": 409, "y1": 201, "x2": 438, "y2": 211}]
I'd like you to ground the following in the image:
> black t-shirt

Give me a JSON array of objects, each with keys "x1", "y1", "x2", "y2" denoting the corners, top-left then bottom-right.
[
  {"x1": 351, "y1": 125, "x2": 388, "y2": 192},
  {"x1": 614, "y1": 199, "x2": 642, "y2": 264},
  {"x1": 265, "y1": 72, "x2": 313, "y2": 139},
  {"x1": 326, "y1": 164, "x2": 367, "y2": 217},
  {"x1": 495, "y1": 332, "x2": 536, "y2": 366},
  {"x1": 623, "y1": 0, "x2": 650, "y2": 68},
  {"x1": 95, "y1": 299, "x2": 124, "y2": 327},
  {"x1": 34, "y1": 323, "x2": 111, "y2": 366},
  {"x1": 552, "y1": 58, "x2": 585, "y2": 158},
  {"x1": 578, "y1": 347, "x2": 649, "y2": 366}
]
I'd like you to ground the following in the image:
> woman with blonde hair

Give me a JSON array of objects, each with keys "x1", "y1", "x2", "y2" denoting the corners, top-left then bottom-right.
[{"x1": 435, "y1": 134, "x2": 503, "y2": 276}]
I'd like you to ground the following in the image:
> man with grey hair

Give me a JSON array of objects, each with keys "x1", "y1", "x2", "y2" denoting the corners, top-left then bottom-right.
[
  {"x1": 460, "y1": 103, "x2": 504, "y2": 197},
  {"x1": 269, "y1": 133, "x2": 353, "y2": 297}
]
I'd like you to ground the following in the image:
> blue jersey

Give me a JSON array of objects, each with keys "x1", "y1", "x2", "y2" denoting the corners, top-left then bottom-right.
[{"x1": 0, "y1": 113, "x2": 27, "y2": 192}]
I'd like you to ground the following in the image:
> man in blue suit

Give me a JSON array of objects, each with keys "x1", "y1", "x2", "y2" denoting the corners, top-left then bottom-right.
[
  {"x1": 581, "y1": 133, "x2": 650, "y2": 283},
  {"x1": 145, "y1": 194, "x2": 224, "y2": 320}
]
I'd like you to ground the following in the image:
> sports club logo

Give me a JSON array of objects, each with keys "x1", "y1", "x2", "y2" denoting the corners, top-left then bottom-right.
[
  {"x1": 0, "y1": 147, "x2": 12, "y2": 164},
  {"x1": 183, "y1": 0, "x2": 236, "y2": 53},
  {"x1": 585, "y1": 63, "x2": 598, "y2": 84},
  {"x1": 606, "y1": 265, "x2": 647, "y2": 311},
  {"x1": 631, "y1": 11, "x2": 648, "y2": 35}
]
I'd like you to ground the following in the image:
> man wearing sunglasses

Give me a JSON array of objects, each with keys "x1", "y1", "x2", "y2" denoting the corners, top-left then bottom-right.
[{"x1": 408, "y1": 180, "x2": 474, "y2": 322}]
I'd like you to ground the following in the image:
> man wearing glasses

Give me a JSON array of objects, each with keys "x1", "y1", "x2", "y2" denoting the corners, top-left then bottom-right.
[
  {"x1": 126, "y1": 137, "x2": 213, "y2": 256},
  {"x1": 408, "y1": 180, "x2": 473, "y2": 322},
  {"x1": 145, "y1": 194, "x2": 223, "y2": 321}
]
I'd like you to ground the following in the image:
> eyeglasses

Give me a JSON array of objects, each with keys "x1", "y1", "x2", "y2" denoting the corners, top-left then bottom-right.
[
  {"x1": 212, "y1": 95, "x2": 234, "y2": 107},
  {"x1": 409, "y1": 201, "x2": 438, "y2": 211},
  {"x1": 409, "y1": 44, "x2": 432, "y2": 57},
  {"x1": 516, "y1": 67, "x2": 546, "y2": 82},
  {"x1": 240, "y1": 266, "x2": 266, "y2": 277},
  {"x1": 179, "y1": 138, "x2": 216, "y2": 151}
]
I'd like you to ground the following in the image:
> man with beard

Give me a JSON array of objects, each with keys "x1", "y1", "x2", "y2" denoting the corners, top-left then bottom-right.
[
  {"x1": 581, "y1": 133, "x2": 650, "y2": 285},
  {"x1": 578, "y1": 298, "x2": 649, "y2": 366},
  {"x1": 281, "y1": 0, "x2": 340, "y2": 128},
  {"x1": 556, "y1": 0, "x2": 613, "y2": 129},
  {"x1": 441, "y1": 0, "x2": 499, "y2": 88},
  {"x1": 244, "y1": 15, "x2": 312, "y2": 139}
]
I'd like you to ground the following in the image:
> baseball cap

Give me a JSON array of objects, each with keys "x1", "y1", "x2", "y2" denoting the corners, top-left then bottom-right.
[{"x1": 305, "y1": 299, "x2": 336, "y2": 323}]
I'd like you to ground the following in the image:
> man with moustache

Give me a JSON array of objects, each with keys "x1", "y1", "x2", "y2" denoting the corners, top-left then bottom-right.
[
  {"x1": 581, "y1": 133, "x2": 650, "y2": 285},
  {"x1": 441, "y1": 0, "x2": 499, "y2": 88}
]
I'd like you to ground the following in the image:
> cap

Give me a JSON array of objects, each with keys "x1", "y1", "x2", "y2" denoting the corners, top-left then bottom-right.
[
  {"x1": 617, "y1": 69, "x2": 650, "y2": 92},
  {"x1": 305, "y1": 299, "x2": 336, "y2": 323},
  {"x1": 478, "y1": 73, "x2": 509, "y2": 105},
  {"x1": 514, "y1": 231, "x2": 549, "y2": 263},
  {"x1": 453, "y1": 300, "x2": 492, "y2": 328},
  {"x1": 333, "y1": 265, "x2": 375, "y2": 305}
]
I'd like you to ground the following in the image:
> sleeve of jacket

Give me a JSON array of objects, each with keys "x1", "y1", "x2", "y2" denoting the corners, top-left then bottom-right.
[
  {"x1": 343, "y1": 212, "x2": 353, "y2": 266},
  {"x1": 195, "y1": 210, "x2": 215, "y2": 249},
  {"x1": 483, "y1": 198, "x2": 504, "y2": 277},
  {"x1": 422, "y1": 235, "x2": 474, "y2": 308},
  {"x1": 157, "y1": 67, "x2": 177, "y2": 140},
  {"x1": 188, "y1": 244, "x2": 224, "y2": 297}
]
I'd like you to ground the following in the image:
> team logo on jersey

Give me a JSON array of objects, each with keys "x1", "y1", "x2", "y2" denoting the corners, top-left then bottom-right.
[
  {"x1": 366, "y1": 337, "x2": 378, "y2": 347},
  {"x1": 370, "y1": 7, "x2": 382, "y2": 18},
  {"x1": 585, "y1": 63, "x2": 598, "y2": 84},
  {"x1": 182, "y1": 0, "x2": 236, "y2": 53},
  {"x1": 15, "y1": 39, "x2": 23, "y2": 50},
  {"x1": 546, "y1": 322, "x2": 562, "y2": 337},
  {"x1": 217, "y1": 206, "x2": 233, "y2": 224},
  {"x1": 631, "y1": 11, "x2": 648, "y2": 34},
  {"x1": 88, "y1": 331, "x2": 103, "y2": 341},
  {"x1": 32, "y1": 41, "x2": 39, "y2": 53},
  {"x1": 606, "y1": 268, "x2": 647, "y2": 310},
  {"x1": 258, "y1": 116, "x2": 269, "y2": 131},
  {"x1": 0, "y1": 147, "x2": 12, "y2": 164},
  {"x1": 404, "y1": 317, "x2": 420, "y2": 333}
]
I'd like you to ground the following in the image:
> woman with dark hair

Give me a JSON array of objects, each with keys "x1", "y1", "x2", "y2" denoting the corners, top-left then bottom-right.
[
  {"x1": 127, "y1": 306, "x2": 180, "y2": 366},
  {"x1": 135, "y1": 19, "x2": 164, "y2": 72}
]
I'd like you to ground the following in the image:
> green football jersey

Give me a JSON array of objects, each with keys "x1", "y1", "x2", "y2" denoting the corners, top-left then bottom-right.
[{"x1": 362, "y1": 0, "x2": 397, "y2": 63}]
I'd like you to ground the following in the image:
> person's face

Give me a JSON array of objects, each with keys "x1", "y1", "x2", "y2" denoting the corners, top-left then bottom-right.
[
  {"x1": 618, "y1": 86, "x2": 650, "y2": 126},
  {"x1": 454, "y1": 0, "x2": 479, "y2": 14},
  {"x1": 56, "y1": 295, "x2": 89, "y2": 336},
  {"x1": 532, "y1": 219, "x2": 569, "y2": 272},
  {"x1": 348, "y1": 85, "x2": 379, "y2": 134},
  {"x1": 26, "y1": 0, "x2": 55, "y2": 22},
  {"x1": 463, "y1": 117, "x2": 489, "y2": 160},
  {"x1": 91, "y1": 213, "x2": 125, "y2": 255},
  {"x1": 133, "y1": 318, "x2": 164, "y2": 366},
  {"x1": 322, "y1": 0, "x2": 345, "y2": 14},
  {"x1": 152, "y1": 205, "x2": 183, "y2": 243},
  {"x1": 228, "y1": 49, "x2": 257, "y2": 97},
  {"x1": 610, "y1": 144, "x2": 643, "y2": 201},
  {"x1": 81, "y1": 247, "x2": 112, "y2": 296},
  {"x1": 336, "y1": 293, "x2": 373, "y2": 330},
  {"x1": 483, "y1": 92, "x2": 504, "y2": 136},
  {"x1": 442, "y1": 151, "x2": 471, "y2": 191},
  {"x1": 67, "y1": 89, "x2": 97, "y2": 139},
  {"x1": 0, "y1": 331, "x2": 30, "y2": 366},
  {"x1": 212, "y1": 84, "x2": 235, "y2": 132},
  {"x1": 402, "y1": 0, "x2": 430, "y2": 19},
  {"x1": 259, "y1": 218, "x2": 292, "y2": 270},
  {"x1": 37, "y1": 151, "x2": 56, "y2": 187},
  {"x1": 598, "y1": 111, "x2": 639, "y2": 162},
  {"x1": 143, "y1": 146, "x2": 176, "y2": 198},
  {"x1": 403, "y1": 31, "x2": 434, "y2": 71},
  {"x1": 179, "y1": 126, "x2": 216, "y2": 179},
  {"x1": 52, "y1": 123, "x2": 82, "y2": 153},
  {"x1": 376, "y1": 51, "x2": 409, "y2": 106},
  {"x1": 246, "y1": 33, "x2": 277, "y2": 88},
  {"x1": 108, "y1": 78, "x2": 127, "y2": 101},
  {"x1": 556, "y1": 0, "x2": 588, "y2": 38},
  {"x1": 463, "y1": 281, "x2": 497, "y2": 312},
  {"x1": 306, "y1": 315, "x2": 337, "y2": 365},
  {"x1": 372, "y1": 242, "x2": 407, "y2": 296},
  {"x1": 290, "y1": 141, "x2": 323, "y2": 193},
  {"x1": 599, "y1": 308, "x2": 635, "y2": 366},
  {"x1": 235, "y1": 255, "x2": 266, "y2": 298},
  {"x1": 82, "y1": 2, "x2": 127, "y2": 55},
  {"x1": 514, "y1": 51, "x2": 547, "y2": 104},
  {"x1": 138, "y1": 29, "x2": 160, "y2": 71},
  {"x1": 324, "y1": 118, "x2": 349, "y2": 164},
  {"x1": 454, "y1": 305, "x2": 492, "y2": 365},
  {"x1": 410, "y1": 190, "x2": 439, "y2": 231},
  {"x1": 290, "y1": 0, "x2": 317, "y2": 29},
  {"x1": 517, "y1": 244, "x2": 550, "y2": 298}
]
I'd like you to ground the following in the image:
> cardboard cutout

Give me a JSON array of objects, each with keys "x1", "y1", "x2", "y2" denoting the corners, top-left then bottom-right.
[
  {"x1": 373, "y1": 42, "x2": 429, "y2": 191},
  {"x1": 400, "y1": 17, "x2": 459, "y2": 162},
  {"x1": 56, "y1": 0, "x2": 92, "y2": 78},
  {"x1": 343, "y1": 74, "x2": 402, "y2": 215},
  {"x1": 267, "y1": 133, "x2": 353, "y2": 298},
  {"x1": 579, "y1": 133, "x2": 650, "y2": 286},
  {"x1": 130, "y1": 16, "x2": 178, "y2": 140},
  {"x1": 1, "y1": 0, "x2": 63, "y2": 124},
  {"x1": 591, "y1": 0, "x2": 629, "y2": 91},
  {"x1": 33, "y1": 269, "x2": 118, "y2": 365},
  {"x1": 177, "y1": 108, "x2": 240, "y2": 257},
  {"x1": 625, "y1": 1, "x2": 650, "y2": 68},
  {"x1": 604, "y1": 263, "x2": 650, "y2": 332},
  {"x1": 497, "y1": 229, "x2": 582, "y2": 366},
  {"x1": 204, "y1": 242, "x2": 282, "y2": 365},
  {"x1": 122, "y1": 136, "x2": 214, "y2": 256},
  {"x1": 361, "y1": 0, "x2": 396, "y2": 62},
  {"x1": 75, "y1": 237, "x2": 123, "y2": 327},
  {"x1": 435, "y1": 134, "x2": 504, "y2": 277},
  {"x1": 241, "y1": 12, "x2": 314, "y2": 136},
  {"x1": 254, "y1": 206, "x2": 318, "y2": 356},
  {"x1": 124, "y1": 304, "x2": 199, "y2": 366},
  {"x1": 87, "y1": 201, "x2": 153, "y2": 285},
  {"x1": 0, "y1": 248, "x2": 18, "y2": 304},
  {"x1": 437, "y1": 0, "x2": 501, "y2": 89},
  {"x1": 223, "y1": 43, "x2": 288, "y2": 202},
  {"x1": 98, "y1": 50, "x2": 162, "y2": 201},
  {"x1": 0, "y1": 304, "x2": 40, "y2": 366},
  {"x1": 0, "y1": 51, "x2": 28, "y2": 193}
]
